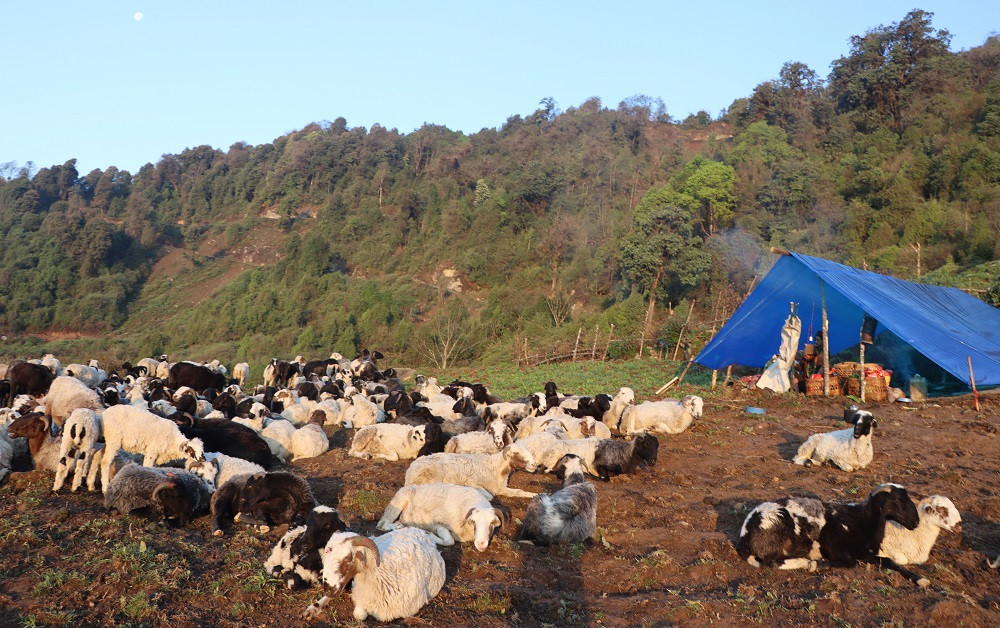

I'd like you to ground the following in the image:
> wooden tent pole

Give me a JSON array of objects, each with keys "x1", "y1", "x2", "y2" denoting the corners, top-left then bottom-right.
[
  {"x1": 859, "y1": 339, "x2": 866, "y2": 403},
  {"x1": 968, "y1": 356, "x2": 980, "y2": 412},
  {"x1": 821, "y1": 282, "x2": 830, "y2": 397}
]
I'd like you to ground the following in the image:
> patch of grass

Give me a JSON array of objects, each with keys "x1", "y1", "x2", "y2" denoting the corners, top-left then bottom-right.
[
  {"x1": 340, "y1": 488, "x2": 385, "y2": 516},
  {"x1": 19, "y1": 615, "x2": 39, "y2": 628},
  {"x1": 32, "y1": 569, "x2": 81, "y2": 595},
  {"x1": 120, "y1": 594, "x2": 156, "y2": 620},
  {"x1": 741, "y1": 426, "x2": 754, "y2": 435},
  {"x1": 685, "y1": 599, "x2": 704, "y2": 616},
  {"x1": 465, "y1": 592, "x2": 511, "y2": 614},
  {"x1": 559, "y1": 542, "x2": 586, "y2": 560},
  {"x1": 556, "y1": 599, "x2": 584, "y2": 623}
]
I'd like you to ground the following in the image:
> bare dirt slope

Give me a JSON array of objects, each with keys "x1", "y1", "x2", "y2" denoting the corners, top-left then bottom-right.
[{"x1": 1, "y1": 393, "x2": 998, "y2": 626}]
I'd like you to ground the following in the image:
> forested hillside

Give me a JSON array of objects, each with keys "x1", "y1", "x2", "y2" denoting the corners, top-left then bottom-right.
[{"x1": 1, "y1": 10, "x2": 999, "y2": 369}]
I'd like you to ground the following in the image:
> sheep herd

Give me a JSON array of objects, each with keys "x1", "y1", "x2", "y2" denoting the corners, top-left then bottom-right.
[{"x1": 0, "y1": 350, "x2": 990, "y2": 622}]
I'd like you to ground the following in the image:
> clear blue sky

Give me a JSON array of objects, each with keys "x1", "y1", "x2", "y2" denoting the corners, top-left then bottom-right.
[{"x1": 2, "y1": 1, "x2": 997, "y2": 175}]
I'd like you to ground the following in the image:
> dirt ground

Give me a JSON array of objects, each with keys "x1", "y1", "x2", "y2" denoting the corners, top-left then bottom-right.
[{"x1": 2, "y1": 390, "x2": 999, "y2": 627}]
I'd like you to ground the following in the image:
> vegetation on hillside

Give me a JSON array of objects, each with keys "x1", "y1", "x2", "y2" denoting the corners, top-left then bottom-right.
[{"x1": 1, "y1": 10, "x2": 999, "y2": 367}]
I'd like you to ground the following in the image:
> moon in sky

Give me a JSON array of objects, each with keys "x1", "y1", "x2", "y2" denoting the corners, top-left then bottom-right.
[{"x1": 134, "y1": 12, "x2": 144, "y2": 22}]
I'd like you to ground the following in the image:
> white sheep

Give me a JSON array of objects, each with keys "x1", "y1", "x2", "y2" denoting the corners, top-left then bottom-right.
[
  {"x1": 404, "y1": 443, "x2": 538, "y2": 498},
  {"x1": 63, "y1": 363, "x2": 106, "y2": 389},
  {"x1": 794, "y1": 408, "x2": 876, "y2": 472},
  {"x1": 100, "y1": 405, "x2": 206, "y2": 493},
  {"x1": 303, "y1": 528, "x2": 445, "y2": 622},
  {"x1": 290, "y1": 410, "x2": 329, "y2": 461},
  {"x1": 233, "y1": 402, "x2": 272, "y2": 433},
  {"x1": 414, "y1": 376, "x2": 443, "y2": 400},
  {"x1": 445, "y1": 417, "x2": 514, "y2": 454},
  {"x1": 263, "y1": 362, "x2": 277, "y2": 387},
  {"x1": 879, "y1": 495, "x2": 961, "y2": 565},
  {"x1": 377, "y1": 483, "x2": 504, "y2": 551},
  {"x1": 136, "y1": 357, "x2": 160, "y2": 377},
  {"x1": 261, "y1": 418, "x2": 297, "y2": 462},
  {"x1": 40, "y1": 354, "x2": 62, "y2": 376},
  {"x1": 155, "y1": 360, "x2": 171, "y2": 380},
  {"x1": 486, "y1": 397, "x2": 545, "y2": 425},
  {"x1": 187, "y1": 451, "x2": 265, "y2": 490},
  {"x1": 52, "y1": 408, "x2": 103, "y2": 492},
  {"x1": 619, "y1": 395, "x2": 703, "y2": 436},
  {"x1": 601, "y1": 387, "x2": 635, "y2": 429},
  {"x1": 233, "y1": 362, "x2": 250, "y2": 387},
  {"x1": 42, "y1": 375, "x2": 104, "y2": 428},
  {"x1": 349, "y1": 424, "x2": 429, "y2": 461},
  {"x1": 343, "y1": 392, "x2": 384, "y2": 428}
]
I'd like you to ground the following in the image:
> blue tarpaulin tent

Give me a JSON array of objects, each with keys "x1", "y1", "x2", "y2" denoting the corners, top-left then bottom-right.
[{"x1": 695, "y1": 251, "x2": 1000, "y2": 387}]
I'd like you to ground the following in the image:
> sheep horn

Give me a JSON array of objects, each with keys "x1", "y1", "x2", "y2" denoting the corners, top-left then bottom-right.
[
  {"x1": 152, "y1": 482, "x2": 176, "y2": 500},
  {"x1": 350, "y1": 535, "x2": 380, "y2": 567}
]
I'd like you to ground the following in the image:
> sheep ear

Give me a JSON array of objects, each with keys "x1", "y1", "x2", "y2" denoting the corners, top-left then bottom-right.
[
  {"x1": 463, "y1": 508, "x2": 477, "y2": 525},
  {"x1": 923, "y1": 503, "x2": 934, "y2": 515}
]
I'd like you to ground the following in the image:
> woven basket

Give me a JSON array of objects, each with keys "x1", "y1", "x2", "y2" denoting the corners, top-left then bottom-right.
[
  {"x1": 833, "y1": 362, "x2": 860, "y2": 378},
  {"x1": 847, "y1": 377, "x2": 888, "y2": 401},
  {"x1": 805, "y1": 375, "x2": 841, "y2": 397}
]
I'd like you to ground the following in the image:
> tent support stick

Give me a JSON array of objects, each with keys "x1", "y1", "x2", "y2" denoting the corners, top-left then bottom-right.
[
  {"x1": 711, "y1": 369, "x2": 718, "y2": 389},
  {"x1": 968, "y1": 356, "x2": 980, "y2": 412},
  {"x1": 821, "y1": 282, "x2": 830, "y2": 397},
  {"x1": 859, "y1": 341, "x2": 866, "y2": 403},
  {"x1": 724, "y1": 365, "x2": 733, "y2": 386}
]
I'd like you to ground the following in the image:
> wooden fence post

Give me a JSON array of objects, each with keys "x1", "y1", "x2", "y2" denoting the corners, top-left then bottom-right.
[
  {"x1": 591, "y1": 325, "x2": 599, "y2": 361},
  {"x1": 572, "y1": 327, "x2": 582, "y2": 362},
  {"x1": 605, "y1": 324, "x2": 615, "y2": 360}
]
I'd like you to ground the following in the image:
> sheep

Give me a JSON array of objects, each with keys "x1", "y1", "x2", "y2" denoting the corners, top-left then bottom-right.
[
  {"x1": 261, "y1": 418, "x2": 297, "y2": 462},
  {"x1": 793, "y1": 407, "x2": 876, "y2": 472},
  {"x1": 445, "y1": 417, "x2": 514, "y2": 454},
  {"x1": 39, "y1": 353, "x2": 62, "y2": 376},
  {"x1": 52, "y1": 408, "x2": 102, "y2": 492},
  {"x1": 737, "y1": 483, "x2": 930, "y2": 586},
  {"x1": 619, "y1": 395, "x2": 703, "y2": 436},
  {"x1": 376, "y1": 483, "x2": 507, "y2": 551},
  {"x1": 601, "y1": 387, "x2": 635, "y2": 429},
  {"x1": 263, "y1": 361, "x2": 277, "y2": 387},
  {"x1": 879, "y1": 495, "x2": 961, "y2": 566},
  {"x1": 210, "y1": 471, "x2": 316, "y2": 536},
  {"x1": 265, "y1": 506, "x2": 348, "y2": 590},
  {"x1": 136, "y1": 357, "x2": 161, "y2": 376},
  {"x1": 485, "y1": 397, "x2": 545, "y2": 426},
  {"x1": 186, "y1": 451, "x2": 265, "y2": 490},
  {"x1": 104, "y1": 462, "x2": 212, "y2": 526},
  {"x1": 63, "y1": 363, "x2": 106, "y2": 389},
  {"x1": 565, "y1": 394, "x2": 613, "y2": 421},
  {"x1": 349, "y1": 423, "x2": 441, "y2": 461},
  {"x1": 516, "y1": 414, "x2": 611, "y2": 440},
  {"x1": 439, "y1": 412, "x2": 485, "y2": 438},
  {"x1": 404, "y1": 443, "x2": 538, "y2": 498},
  {"x1": 172, "y1": 413, "x2": 278, "y2": 469},
  {"x1": 0, "y1": 422, "x2": 12, "y2": 484},
  {"x1": 100, "y1": 405, "x2": 206, "y2": 493},
  {"x1": 6, "y1": 412, "x2": 61, "y2": 472},
  {"x1": 592, "y1": 433, "x2": 659, "y2": 481},
  {"x1": 42, "y1": 375, "x2": 104, "y2": 428},
  {"x1": 303, "y1": 527, "x2": 446, "y2": 622},
  {"x1": 289, "y1": 410, "x2": 330, "y2": 461},
  {"x1": 519, "y1": 454, "x2": 598, "y2": 545},
  {"x1": 7, "y1": 361, "x2": 56, "y2": 406},
  {"x1": 343, "y1": 392, "x2": 385, "y2": 428}
]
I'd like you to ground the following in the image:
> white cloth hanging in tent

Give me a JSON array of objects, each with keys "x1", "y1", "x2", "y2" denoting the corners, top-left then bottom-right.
[{"x1": 756, "y1": 312, "x2": 802, "y2": 393}]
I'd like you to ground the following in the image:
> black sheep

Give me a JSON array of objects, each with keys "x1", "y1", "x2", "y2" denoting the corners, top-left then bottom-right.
[
  {"x1": 6, "y1": 361, "x2": 55, "y2": 406},
  {"x1": 272, "y1": 506, "x2": 348, "y2": 590},
  {"x1": 171, "y1": 414, "x2": 279, "y2": 469},
  {"x1": 210, "y1": 471, "x2": 316, "y2": 536},
  {"x1": 737, "y1": 483, "x2": 926, "y2": 584},
  {"x1": 592, "y1": 433, "x2": 659, "y2": 481}
]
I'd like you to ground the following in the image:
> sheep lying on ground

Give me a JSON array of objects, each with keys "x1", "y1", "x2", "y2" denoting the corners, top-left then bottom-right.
[
  {"x1": 210, "y1": 471, "x2": 316, "y2": 536},
  {"x1": 349, "y1": 423, "x2": 440, "y2": 461},
  {"x1": 879, "y1": 495, "x2": 961, "y2": 566},
  {"x1": 520, "y1": 454, "x2": 598, "y2": 545},
  {"x1": 619, "y1": 395, "x2": 703, "y2": 435},
  {"x1": 104, "y1": 462, "x2": 212, "y2": 527},
  {"x1": 290, "y1": 410, "x2": 330, "y2": 461},
  {"x1": 265, "y1": 506, "x2": 348, "y2": 590},
  {"x1": 404, "y1": 443, "x2": 538, "y2": 498},
  {"x1": 377, "y1": 483, "x2": 507, "y2": 551},
  {"x1": 0, "y1": 423, "x2": 12, "y2": 484},
  {"x1": 52, "y1": 408, "x2": 102, "y2": 492},
  {"x1": 186, "y1": 451, "x2": 266, "y2": 490},
  {"x1": 601, "y1": 387, "x2": 635, "y2": 429},
  {"x1": 63, "y1": 363, "x2": 106, "y2": 389},
  {"x1": 593, "y1": 433, "x2": 659, "y2": 480},
  {"x1": 794, "y1": 407, "x2": 876, "y2": 472},
  {"x1": 445, "y1": 417, "x2": 514, "y2": 454},
  {"x1": 43, "y1": 376, "x2": 104, "y2": 428},
  {"x1": 100, "y1": 405, "x2": 206, "y2": 493},
  {"x1": 303, "y1": 528, "x2": 446, "y2": 622},
  {"x1": 737, "y1": 483, "x2": 929, "y2": 586}
]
